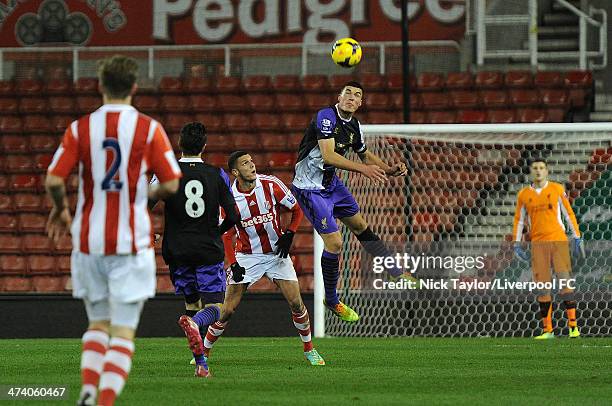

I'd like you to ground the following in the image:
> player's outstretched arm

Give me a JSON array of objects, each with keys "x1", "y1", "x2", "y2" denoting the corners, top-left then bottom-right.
[
  {"x1": 358, "y1": 150, "x2": 407, "y2": 176},
  {"x1": 318, "y1": 138, "x2": 387, "y2": 183}
]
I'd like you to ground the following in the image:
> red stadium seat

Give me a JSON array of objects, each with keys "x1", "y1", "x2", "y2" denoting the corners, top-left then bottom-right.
[
  {"x1": 233, "y1": 133, "x2": 260, "y2": 150},
  {"x1": 0, "y1": 255, "x2": 26, "y2": 274},
  {"x1": 539, "y1": 89, "x2": 569, "y2": 107},
  {"x1": 23, "y1": 234, "x2": 52, "y2": 253},
  {"x1": 426, "y1": 111, "x2": 457, "y2": 124},
  {"x1": 2, "y1": 135, "x2": 28, "y2": 152},
  {"x1": 10, "y1": 174, "x2": 40, "y2": 191},
  {"x1": 509, "y1": 89, "x2": 540, "y2": 107},
  {"x1": 5, "y1": 154, "x2": 33, "y2": 173},
  {"x1": 194, "y1": 114, "x2": 223, "y2": 132},
  {"x1": 252, "y1": 113, "x2": 280, "y2": 131},
  {"x1": 0, "y1": 214, "x2": 18, "y2": 232},
  {"x1": 260, "y1": 133, "x2": 288, "y2": 151},
  {"x1": 31, "y1": 275, "x2": 65, "y2": 292},
  {"x1": 329, "y1": 75, "x2": 355, "y2": 90},
  {"x1": 44, "y1": 79, "x2": 72, "y2": 95},
  {"x1": 204, "y1": 133, "x2": 233, "y2": 152},
  {"x1": 417, "y1": 72, "x2": 444, "y2": 91},
  {"x1": 28, "y1": 255, "x2": 56, "y2": 273},
  {"x1": 215, "y1": 76, "x2": 242, "y2": 93},
  {"x1": 390, "y1": 92, "x2": 421, "y2": 110},
  {"x1": 0, "y1": 116, "x2": 23, "y2": 133},
  {"x1": 0, "y1": 175, "x2": 8, "y2": 192},
  {"x1": 57, "y1": 255, "x2": 70, "y2": 273},
  {"x1": 75, "y1": 78, "x2": 98, "y2": 94},
  {"x1": 564, "y1": 70, "x2": 593, "y2": 88},
  {"x1": 0, "y1": 98, "x2": 18, "y2": 114},
  {"x1": 420, "y1": 92, "x2": 450, "y2": 110},
  {"x1": 15, "y1": 79, "x2": 42, "y2": 96},
  {"x1": 0, "y1": 194, "x2": 11, "y2": 212},
  {"x1": 305, "y1": 94, "x2": 330, "y2": 111},
  {"x1": 204, "y1": 153, "x2": 228, "y2": 168},
  {"x1": 272, "y1": 75, "x2": 301, "y2": 92},
  {"x1": 34, "y1": 154, "x2": 53, "y2": 171},
  {"x1": 457, "y1": 110, "x2": 487, "y2": 124},
  {"x1": 366, "y1": 111, "x2": 402, "y2": 124},
  {"x1": 445, "y1": 72, "x2": 474, "y2": 89},
  {"x1": 24, "y1": 115, "x2": 51, "y2": 133},
  {"x1": 386, "y1": 74, "x2": 416, "y2": 90},
  {"x1": 217, "y1": 95, "x2": 247, "y2": 112},
  {"x1": 48, "y1": 96, "x2": 75, "y2": 114},
  {"x1": 0, "y1": 234, "x2": 21, "y2": 253},
  {"x1": 51, "y1": 116, "x2": 74, "y2": 133},
  {"x1": 365, "y1": 93, "x2": 391, "y2": 110},
  {"x1": 189, "y1": 95, "x2": 217, "y2": 112},
  {"x1": 133, "y1": 95, "x2": 159, "y2": 113},
  {"x1": 534, "y1": 71, "x2": 563, "y2": 88},
  {"x1": 302, "y1": 75, "x2": 329, "y2": 93},
  {"x1": 159, "y1": 77, "x2": 183, "y2": 93},
  {"x1": 184, "y1": 77, "x2": 212, "y2": 93},
  {"x1": 517, "y1": 108, "x2": 547, "y2": 123},
  {"x1": 545, "y1": 108, "x2": 567, "y2": 122},
  {"x1": 274, "y1": 94, "x2": 304, "y2": 112},
  {"x1": 409, "y1": 111, "x2": 426, "y2": 124},
  {"x1": 76, "y1": 96, "x2": 102, "y2": 113},
  {"x1": 19, "y1": 213, "x2": 46, "y2": 232},
  {"x1": 286, "y1": 133, "x2": 302, "y2": 149},
  {"x1": 449, "y1": 90, "x2": 479, "y2": 109},
  {"x1": 474, "y1": 71, "x2": 503, "y2": 89},
  {"x1": 479, "y1": 90, "x2": 509, "y2": 108},
  {"x1": 360, "y1": 73, "x2": 386, "y2": 90},
  {"x1": 0, "y1": 80, "x2": 14, "y2": 96},
  {"x1": 265, "y1": 152, "x2": 296, "y2": 169},
  {"x1": 504, "y1": 71, "x2": 533, "y2": 88},
  {"x1": 246, "y1": 94, "x2": 275, "y2": 112},
  {"x1": 53, "y1": 234, "x2": 72, "y2": 254},
  {"x1": 14, "y1": 193, "x2": 42, "y2": 212},
  {"x1": 243, "y1": 75, "x2": 271, "y2": 92},
  {"x1": 160, "y1": 95, "x2": 189, "y2": 112},
  {"x1": 162, "y1": 114, "x2": 193, "y2": 132},
  {"x1": 281, "y1": 113, "x2": 310, "y2": 130},
  {"x1": 225, "y1": 114, "x2": 250, "y2": 131},
  {"x1": 19, "y1": 97, "x2": 47, "y2": 113},
  {"x1": 487, "y1": 109, "x2": 517, "y2": 123}
]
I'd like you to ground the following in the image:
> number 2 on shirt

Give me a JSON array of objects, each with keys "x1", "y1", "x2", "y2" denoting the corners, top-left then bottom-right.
[{"x1": 101, "y1": 138, "x2": 123, "y2": 191}]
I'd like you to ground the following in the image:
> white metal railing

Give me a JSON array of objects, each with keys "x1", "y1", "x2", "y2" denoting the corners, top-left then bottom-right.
[
  {"x1": 476, "y1": 0, "x2": 607, "y2": 70},
  {"x1": 0, "y1": 41, "x2": 460, "y2": 82}
]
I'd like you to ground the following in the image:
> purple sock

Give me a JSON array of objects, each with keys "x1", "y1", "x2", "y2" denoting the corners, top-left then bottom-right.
[
  {"x1": 193, "y1": 306, "x2": 221, "y2": 331},
  {"x1": 321, "y1": 250, "x2": 340, "y2": 306}
]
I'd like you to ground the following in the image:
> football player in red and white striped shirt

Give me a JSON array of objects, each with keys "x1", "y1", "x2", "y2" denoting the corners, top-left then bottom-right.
[
  {"x1": 202, "y1": 151, "x2": 325, "y2": 366},
  {"x1": 45, "y1": 56, "x2": 181, "y2": 406}
]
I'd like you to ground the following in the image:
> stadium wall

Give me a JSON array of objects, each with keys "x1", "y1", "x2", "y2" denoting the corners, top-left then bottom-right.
[{"x1": 0, "y1": 293, "x2": 314, "y2": 339}]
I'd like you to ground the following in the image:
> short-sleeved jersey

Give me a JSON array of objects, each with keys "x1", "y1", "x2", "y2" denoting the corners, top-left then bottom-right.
[
  {"x1": 293, "y1": 104, "x2": 367, "y2": 190},
  {"x1": 231, "y1": 174, "x2": 297, "y2": 254},
  {"x1": 513, "y1": 181, "x2": 581, "y2": 242},
  {"x1": 157, "y1": 158, "x2": 236, "y2": 267},
  {"x1": 47, "y1": 104, "x2": 181, "y2": 255}
]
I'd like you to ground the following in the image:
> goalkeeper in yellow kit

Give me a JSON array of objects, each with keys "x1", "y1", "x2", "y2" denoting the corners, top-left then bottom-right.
[{"x1": 512, "y1": 159, "x2": 584, "y2": 339}]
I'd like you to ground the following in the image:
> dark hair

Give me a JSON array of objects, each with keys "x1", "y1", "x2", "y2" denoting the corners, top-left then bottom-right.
[
  {"x1": 179, "y1": 122, "x2": 207, "y2": 155},
  {"x1": 530, "y1": 158, "x2": 548, "y2": 167},
  {"x1": 97, "y1": 55, "x2": 139, "y2": 99},
  {"x1": 228, "y1": 150, "x2": 250, "y2": 171},
  {"x1": 341, "y1": 81, "x2": 363, "y2": 93}
]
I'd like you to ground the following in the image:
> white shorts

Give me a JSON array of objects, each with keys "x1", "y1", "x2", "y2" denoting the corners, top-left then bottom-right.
[
  {"x1": 231, "y1": 253, "x2": 298, "y2": 287},
  {"x1": 71, "y1": 248, "x2": 156, "y2": 304}
]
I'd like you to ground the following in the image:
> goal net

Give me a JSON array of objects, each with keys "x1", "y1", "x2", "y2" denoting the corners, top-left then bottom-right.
[{"x1": 314, "y1": 123, "x2": 612, "y2": 338}]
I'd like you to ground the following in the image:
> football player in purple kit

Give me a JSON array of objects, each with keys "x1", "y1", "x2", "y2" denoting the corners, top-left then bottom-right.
[{"x1": 291, "y1": 81, "x2": 408, "y2": 322}]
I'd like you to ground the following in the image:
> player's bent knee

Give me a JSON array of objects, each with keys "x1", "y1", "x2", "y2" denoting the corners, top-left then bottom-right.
[{"x1": 322, "y1": 234, "x2": 343, "y2": 253}]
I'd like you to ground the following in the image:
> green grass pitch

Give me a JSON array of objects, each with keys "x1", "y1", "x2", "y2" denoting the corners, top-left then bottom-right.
[{"x1": 2, "y1": 337, "x2": 612, "y2": 405}]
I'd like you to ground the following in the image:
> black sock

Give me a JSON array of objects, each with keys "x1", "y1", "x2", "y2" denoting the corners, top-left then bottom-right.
[
  {"x1": 185, "y1": 309, "x2": 198, "y2": 317},
  {"x1": 357, "y1": 227, "x2": 401, "y2": 277}
]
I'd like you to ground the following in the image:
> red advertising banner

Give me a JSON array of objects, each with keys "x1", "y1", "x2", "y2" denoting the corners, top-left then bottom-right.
[{"x1": 0, "y1": 0, "x2": 465, "y2": 47}]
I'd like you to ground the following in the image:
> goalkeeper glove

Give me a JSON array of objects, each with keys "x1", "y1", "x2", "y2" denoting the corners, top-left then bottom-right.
[
  {"x1": 572, "y1": 237, "x2": 585, "y2": 258},
  {"x1": 274, "y1": 230, "x2": 295, "y2": 258},
  {"x1": 230, "y1": 262, "x2": 246, "y2": 283},
  {"x1": 513, "y1": 242, "x2": 530, "y2": 262}
]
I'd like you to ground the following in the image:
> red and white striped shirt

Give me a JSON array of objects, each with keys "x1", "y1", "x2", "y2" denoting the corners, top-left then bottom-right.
[
  {"x1": 231, "y1": 174, "x2": 298, "y2": 255},
  {"x1": 47, "y1": 104, "x2": 182, "y2": 255}
]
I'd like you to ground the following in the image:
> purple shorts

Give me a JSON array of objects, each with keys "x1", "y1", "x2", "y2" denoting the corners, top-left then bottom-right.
[
  {"x1": 169, "y1": 262, "x2": 226, "y2": 301},
  {"x1": 291, "y1": 177, "x2": 360, "y2": 234}
]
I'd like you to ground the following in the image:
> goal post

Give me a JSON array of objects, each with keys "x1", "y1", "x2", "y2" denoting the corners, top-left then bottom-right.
[{"x1": 313, "y1": 123, "x2": 612, "y2": 338}]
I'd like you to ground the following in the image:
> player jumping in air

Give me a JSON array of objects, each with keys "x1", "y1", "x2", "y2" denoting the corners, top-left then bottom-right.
[
  {"x1": 45, "y1": 55, "x2": 182, "y2": 406},
  {"x1": 149, "y1": 122, "x2": 239, "y2": 377},
  {"x1": 513, "y1": 159, "x2": 584, "y2": 339},
  {"x1": 291, "y1": 81, "x2": 408, "y2": 322},
  {"x1": 202, "y1": 151, "x2": 325, "y2": 366}
]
